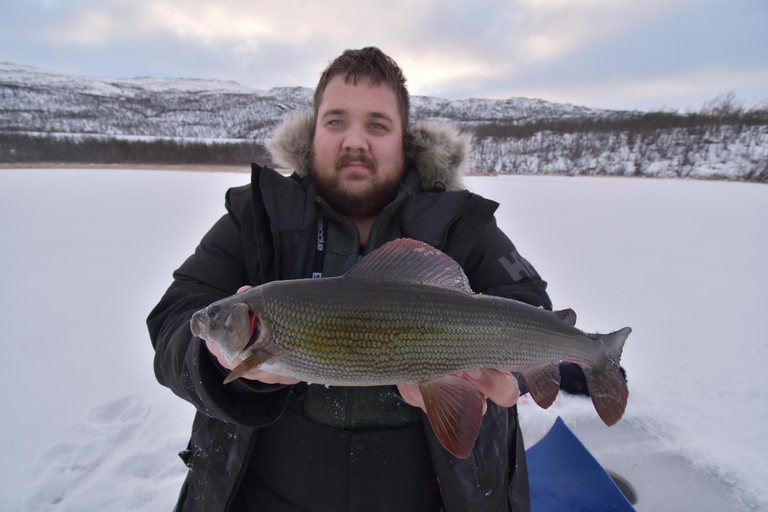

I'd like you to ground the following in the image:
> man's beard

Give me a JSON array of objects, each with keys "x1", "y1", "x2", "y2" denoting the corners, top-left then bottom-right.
[{"x1": 309, "y1": 150, "x2": 404, "y2": 218}]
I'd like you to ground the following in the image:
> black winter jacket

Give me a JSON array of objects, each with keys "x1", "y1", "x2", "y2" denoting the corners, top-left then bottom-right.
[{"x1": 148, "y1": 132, "x2": 552, "y2": 512}]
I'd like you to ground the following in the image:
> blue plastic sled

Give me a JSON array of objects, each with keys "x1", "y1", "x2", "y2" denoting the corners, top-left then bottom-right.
[{"x1": 526, "y1": 417, "x2": 636, "y2": 512}]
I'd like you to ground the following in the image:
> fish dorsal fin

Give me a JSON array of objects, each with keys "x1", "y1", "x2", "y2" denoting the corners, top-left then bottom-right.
[{"x1": 346, "y1": 238, "x2": 472, "y2": 293}]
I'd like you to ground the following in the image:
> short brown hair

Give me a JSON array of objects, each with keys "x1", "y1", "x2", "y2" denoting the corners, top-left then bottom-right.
[{"x1": 313, "y1": 47, "x2": 410, "y2": 134}]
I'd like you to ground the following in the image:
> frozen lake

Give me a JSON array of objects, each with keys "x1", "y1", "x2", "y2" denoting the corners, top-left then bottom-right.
[{"x1": 0, "y1": 168, "x2": 766, "y2": 511}]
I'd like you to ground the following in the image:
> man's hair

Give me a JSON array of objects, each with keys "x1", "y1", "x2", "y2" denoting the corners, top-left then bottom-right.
[{"x1": 313, "y1": 47, "x2": 410, "y2": 134}]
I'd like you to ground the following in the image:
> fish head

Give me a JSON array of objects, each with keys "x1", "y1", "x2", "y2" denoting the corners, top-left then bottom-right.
[{"x1": 190, "y1": 289, "x2": 272, "y2": 363}]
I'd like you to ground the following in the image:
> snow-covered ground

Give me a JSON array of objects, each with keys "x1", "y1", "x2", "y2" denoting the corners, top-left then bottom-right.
[{"x1": 0, "y1": 169, "x2": 765, "y2": 511}]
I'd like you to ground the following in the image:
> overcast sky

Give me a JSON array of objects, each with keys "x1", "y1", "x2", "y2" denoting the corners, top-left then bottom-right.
[{"x1": 2, "y1": 0, "x2": 766, "y2": 112}]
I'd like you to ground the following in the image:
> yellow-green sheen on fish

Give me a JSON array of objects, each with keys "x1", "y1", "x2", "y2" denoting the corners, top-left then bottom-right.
[{"x1": 190, "y1": 238, "x2": 631, "y2": 458}]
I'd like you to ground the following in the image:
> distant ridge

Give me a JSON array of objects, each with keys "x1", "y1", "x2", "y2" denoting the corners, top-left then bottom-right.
[{"x1": 2, "y1": 62, "x2": 766, "y2": 181}]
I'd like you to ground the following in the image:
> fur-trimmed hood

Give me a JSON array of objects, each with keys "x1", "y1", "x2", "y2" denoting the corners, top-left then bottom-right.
[{"x1": 265, "y1": 111, "x2": 471, "y2": 191}]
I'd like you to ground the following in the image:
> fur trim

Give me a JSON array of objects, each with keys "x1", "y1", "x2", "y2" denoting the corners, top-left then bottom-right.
[
  {"x1": 405, "y1": 121, "x2": 469, "y2": 192},
  {"x1": 265, "y1": 111, "x2": 313, "y2": 176},
  {"x1": 264, "y1": 111, "x2": 469, "y2": 191}
]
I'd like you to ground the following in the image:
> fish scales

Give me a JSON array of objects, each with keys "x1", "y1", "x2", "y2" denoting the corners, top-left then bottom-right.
[{"x1": 256, "y1": 276, "x2": 601, "y2": 386}]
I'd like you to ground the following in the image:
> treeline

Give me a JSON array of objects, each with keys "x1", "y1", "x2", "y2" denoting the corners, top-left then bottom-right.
[
  {"x1": 2, "y1": 93, "x2": 766, "y2": 181},
  {"x1": 466, "y1": 96, "x2": 768, "y2": 182},
  {"x1": 471, "y1": 122, "x2": 767, "y2": 181},
  {"x1": 472, "y1": 103, "x2": 768, "y2": 140},
  {"x1": 0, "y1": 133, "x2": 270, "y2": 165}
]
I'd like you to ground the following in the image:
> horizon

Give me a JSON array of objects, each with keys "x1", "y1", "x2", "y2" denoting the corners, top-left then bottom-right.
[{"x1": 3, "y1": 59, "x2": 762, "y2": 115}]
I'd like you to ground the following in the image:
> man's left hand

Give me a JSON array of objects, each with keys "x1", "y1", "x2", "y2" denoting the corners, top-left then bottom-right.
[{"x1": 397, "y1": 368, "x2": 520, "y2": 414}]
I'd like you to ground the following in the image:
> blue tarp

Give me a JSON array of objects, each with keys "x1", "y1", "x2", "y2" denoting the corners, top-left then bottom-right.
[{"x1": 526, "y1": 417, "x2": 636, "y2": 512}]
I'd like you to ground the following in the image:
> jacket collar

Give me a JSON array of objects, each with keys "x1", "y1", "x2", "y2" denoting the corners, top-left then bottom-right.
[{"x1": 264, "y1": 111, "x2": 471, "y2": 192}]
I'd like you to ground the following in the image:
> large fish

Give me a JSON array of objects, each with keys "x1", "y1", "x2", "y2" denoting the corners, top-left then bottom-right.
[{"x1": 191, "y1": 238, "x2": 631, "y2": 458}]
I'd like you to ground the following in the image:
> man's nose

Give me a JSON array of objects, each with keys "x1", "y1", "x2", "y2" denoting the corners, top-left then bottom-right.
[{"x1": 342, "y1": 125, "x2": 369, "y2": 151}]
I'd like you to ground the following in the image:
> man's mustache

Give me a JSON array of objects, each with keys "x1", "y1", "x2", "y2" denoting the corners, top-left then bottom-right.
[{"x1": 336, "y1": 153, "x2": 376, "y2": 170}]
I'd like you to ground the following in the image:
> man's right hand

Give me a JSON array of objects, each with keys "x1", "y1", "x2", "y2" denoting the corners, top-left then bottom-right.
[{"x1": 203, "y1": 284, "x2": 301, "y2": 386}]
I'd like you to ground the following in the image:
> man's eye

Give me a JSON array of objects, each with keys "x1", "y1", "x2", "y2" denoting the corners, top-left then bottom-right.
[
  {"x1": 328, "y1": 120, "x2": 343, "y2": 126},
  {"x1": 369, "y1": 123, "x2": 384, "y2": 130}
]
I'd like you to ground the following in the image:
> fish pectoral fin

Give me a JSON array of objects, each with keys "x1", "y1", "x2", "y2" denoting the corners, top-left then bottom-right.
[
  {"x1": 223, "y1": 348, "x2": 275, "y2": 384},
  {"x1": 418, "y1": 375, "x2": 485, "y2": 459},
  {"x1": 519, "y1": 362, "x2": 561, "y2": 408}
]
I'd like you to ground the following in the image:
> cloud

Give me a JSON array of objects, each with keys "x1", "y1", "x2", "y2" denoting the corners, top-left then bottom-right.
[
  {"x1": 492, "y1": 67, "x2": 768, "y2": 111},
  {"x1": 35, "y1": 0, "x2": 693, "y2": 65},
  {"x1": 1, "y1": 0, "x2": 766, "y2": 110},
  {"x1": 42, "y1": 0, "x2": 434, "y2": 45}
]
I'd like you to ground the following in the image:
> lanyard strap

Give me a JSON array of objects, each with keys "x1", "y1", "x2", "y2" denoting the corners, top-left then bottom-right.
[{"x1": 312, "y1": 216, "x2": 326, "y2": 278}]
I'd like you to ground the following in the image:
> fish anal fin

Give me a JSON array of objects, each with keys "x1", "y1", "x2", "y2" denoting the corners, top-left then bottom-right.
[
  {"x1": 419, "y1": 375, "x2": 484, "y2": 459},
  {"x1": 346, "y1": 238, "x2": 472, "y2": 293},
  {"x1": 554, "y1": 308, "x2": 577, "y2": 326},
  {"x1": 519, "y1": 363, "x2": 561, "y2": 409},
  {"x1": 223, "y1": 348, "x2": 275, "y2": 384}
]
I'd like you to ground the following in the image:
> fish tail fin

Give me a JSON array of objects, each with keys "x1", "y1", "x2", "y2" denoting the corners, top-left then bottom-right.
[{"x1": 583, "y1": 327, "x2": 631, "y2": 426}]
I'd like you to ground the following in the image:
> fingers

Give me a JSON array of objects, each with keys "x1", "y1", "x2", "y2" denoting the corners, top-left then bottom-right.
[
  {"x1": 397, "y1": 368, "x2": 519, "y2": 417},
  {"x1": 461, "y1": 368, "x2": 520, "y2": 408},
  {"x1": 397, "y1": 382, "x2": 426, "y2": 410},
  {"x1": 237, "y1": 285, "x2": 253, "y2": 293},
  {"x1": 205, "y1": 340, "x2": 233, "y2": 369},
  {"x1": 244, "y1": 369, "x2": 301, "y2": 385}
]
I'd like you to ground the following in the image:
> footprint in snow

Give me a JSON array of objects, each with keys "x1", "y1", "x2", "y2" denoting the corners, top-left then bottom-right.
[{"x1": 23, "y1": 395, "x2": 153, "y2": 511}]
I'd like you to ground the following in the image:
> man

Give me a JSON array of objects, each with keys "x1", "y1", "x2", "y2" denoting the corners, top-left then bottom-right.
[{"x1": 148, "y1": 47, "x2": 552, "y2": 512}]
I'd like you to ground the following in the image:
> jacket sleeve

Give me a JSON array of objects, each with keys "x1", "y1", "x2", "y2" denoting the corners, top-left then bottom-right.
[
  {"x1": 147, "y1": 185, "x2": 291, "y2": 426},
  {"x1": 463, "y1": 218, "x2": 552, "y2": 310}
]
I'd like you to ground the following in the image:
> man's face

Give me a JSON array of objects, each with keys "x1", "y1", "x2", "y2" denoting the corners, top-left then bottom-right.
[{"x1": 310, "y1": 75, "x2": 405, "y2": 218}]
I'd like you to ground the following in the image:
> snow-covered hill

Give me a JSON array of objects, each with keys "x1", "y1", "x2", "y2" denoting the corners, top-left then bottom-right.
[
  {"x1": 2, "y1": 62, "x2": 766, "y2": 180},
  {"x1": 0, "y1": 62, "x2": 309, "y2": 140},
  {"x1": 1, "y1": 62, "x2": 600, "y2": 138}
]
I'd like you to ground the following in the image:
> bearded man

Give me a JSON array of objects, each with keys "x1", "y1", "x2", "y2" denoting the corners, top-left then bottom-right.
[{"x1": 148, "y1": 47, "x2": 552, "y2": 512}]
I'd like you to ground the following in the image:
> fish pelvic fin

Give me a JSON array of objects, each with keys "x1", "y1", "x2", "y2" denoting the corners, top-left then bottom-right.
[
  {"x1": 584, "y1": 327, "x2": 632, "y2": 426},
  {"x1": 519, "y1": 362, "x2": 561, "y2": 409},
  {"x1": 223, "y1": 347, "x2": 275, "y2": 384},
  {"x1": 419, "y1": 375, "x2": 485, "y2": 459}
]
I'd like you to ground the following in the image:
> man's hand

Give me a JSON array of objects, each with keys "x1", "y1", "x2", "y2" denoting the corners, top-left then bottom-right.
[
  {"x1": 203, "y1": 285, "x2": 301, "y2": 386},
  {"x1": 397, "y1": 368, "x2": 520, "y2": 414}
]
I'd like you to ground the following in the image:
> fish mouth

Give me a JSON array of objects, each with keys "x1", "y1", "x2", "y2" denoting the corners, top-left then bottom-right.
[{"x1": 190, "y1": 314, "x2": 204, "y2": 337}]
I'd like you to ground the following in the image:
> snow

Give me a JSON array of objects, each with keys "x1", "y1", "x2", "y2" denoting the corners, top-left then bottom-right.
[
  {"x1": 0, "y1": 61, "x2": 263, "y2": 95},
  {"x1": 467, "y1": 175, "x2": 768, "y2": 511},
  {"x1": 0, "y1": 169, "x2": 766, "y2": 511}
]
